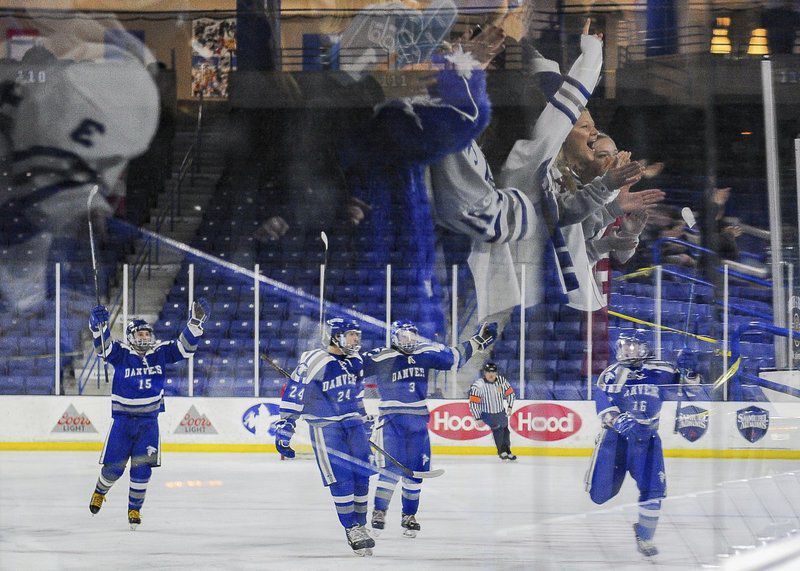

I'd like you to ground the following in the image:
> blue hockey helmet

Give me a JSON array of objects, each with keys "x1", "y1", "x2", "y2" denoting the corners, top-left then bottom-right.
[
  {"x1": 391, "y1": 319, "x2": 419, "y2": 353},
  {"x1": 615, "y1": 330, "x2": 650, "y2": 364},
  {"x1": 326, "y1": 317, "x2": 361, "y2": 356},
  {"x1": 126, "y1": 318, "x2": 156, "y2": 353}
]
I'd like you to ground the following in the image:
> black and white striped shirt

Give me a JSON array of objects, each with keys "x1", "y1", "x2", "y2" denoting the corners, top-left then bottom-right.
[{"x1": 468, "y1": 376, "x2": 515, "y2": 418}]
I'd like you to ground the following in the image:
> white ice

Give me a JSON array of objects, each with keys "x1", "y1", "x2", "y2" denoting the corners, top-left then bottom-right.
[{"x1": 1, "y1": 452, "x2": 798, "y2": 570}]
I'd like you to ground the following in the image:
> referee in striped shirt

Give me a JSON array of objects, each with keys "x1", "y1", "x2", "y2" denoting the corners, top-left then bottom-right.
[{"x1": 468, "y1": 362, "x2": 517, "y2": 461}]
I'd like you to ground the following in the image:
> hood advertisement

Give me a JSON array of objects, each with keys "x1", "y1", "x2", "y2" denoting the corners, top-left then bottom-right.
[
  {"x1": 428, "y1": 402, "x2": 492, "y2": 440},
  {"x1": 510, "y1": 403, "x2": 581, "y2": 442}
]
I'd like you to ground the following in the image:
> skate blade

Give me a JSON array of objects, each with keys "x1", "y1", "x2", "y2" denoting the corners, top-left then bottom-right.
[
  {"x1": 352, "y1": 547, "x2": 372, "y2": 557},
  {"x1": 402, "y1": 529, "x2": 417, "y2": 538},
  {"x1": 129, "y1": 523, "x2": 140, "y2": 531},
  {"x1": 371, "y1": 528, "x2": 382, "y2": 537}
]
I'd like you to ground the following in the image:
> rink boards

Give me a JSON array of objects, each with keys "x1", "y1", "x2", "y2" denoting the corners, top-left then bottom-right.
[{"x1": 0, "y1": 396, "x2": 799, "y2": 458}]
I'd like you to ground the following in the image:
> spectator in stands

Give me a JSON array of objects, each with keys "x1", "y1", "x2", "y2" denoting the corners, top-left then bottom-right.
[
  {"x1": 705, "y1": 187, "x2": 741, "y2": 262},
  {"x1": 335, "y1": 23, "x2": 504, "y2": 337},
  {"x1": 573, "y1": 133, "x2": 660, "y2": 267}
]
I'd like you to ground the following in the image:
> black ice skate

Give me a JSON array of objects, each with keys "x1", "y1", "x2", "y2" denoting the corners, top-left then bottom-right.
[
  {"x1": 401, "y1": 514, "x2": 421, "y2": 538},
  {"x1": 633, "y1": 524, "x2": 658, "y2": 557},
  {"x1": 371, "y1": 509, "x2": 386, "y2": 536},
  {"x1": 89, "y1": 492, "x2": 106, "y2": 514},
  {"x1": 128, "y1": 509, "x2": 141, "y2": 530},
  {"x1": 506, "y1": 452, "x2": 518, "y2": 461},
  {"x1": 499, "y1": 452, "x2": 509, "y2": 461},
  {"x1": 345, "y1": 525, "x2": 374, "y2": 556}
]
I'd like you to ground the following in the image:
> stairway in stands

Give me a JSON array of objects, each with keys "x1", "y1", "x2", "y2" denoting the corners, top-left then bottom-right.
[{"x1": 70, "y1": 105, "x2": 229, "y2": 395}]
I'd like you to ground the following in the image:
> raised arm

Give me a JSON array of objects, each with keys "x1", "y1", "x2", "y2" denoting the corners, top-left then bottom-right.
[
  {"x1": 88, "y1": 305, "x2": 123, "y2": 366},
  {"x1": 160, "y1": 298, "x2": 210, "y2": 364},
  {"x1": 498, "y1": 22, "x2": 603, "y2": 194}
]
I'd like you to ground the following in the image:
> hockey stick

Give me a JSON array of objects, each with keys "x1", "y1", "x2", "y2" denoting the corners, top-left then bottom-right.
[
  {"x1": 319, "y1": 231, "x2": 329, "y2": 342},
  {"x1": 674, "y1": 207, "x2": 697, "y2": 433},
  {"x1": 259, "y1": 351, "x2": 444, "y2": 479},
  {"x1": 87, "y1": 185, "x2": 110, "y2": 384}
]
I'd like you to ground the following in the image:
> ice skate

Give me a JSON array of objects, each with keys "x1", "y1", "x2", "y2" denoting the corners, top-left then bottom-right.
[
  {"x1": 633, "y1": 524, "x2": 658, "y2": 557},
  {"x1": 506, "y1": 452, "x2": 518, "y2": 461},
  {"x1": 345, "y1": 525, "x2": 374, "y2": 556},
  {"x1": 89, "y1": 492, "x2": 106, "y2": 515},
  {"x1": 499, "y1": 452, "x2": 509, "y2": 461},
  {"x1": 371, "y1": 509, "x2": 386, "y2": 536},
  {"x1": 128, "y1": 509, "x2": 141, "y2": 530},
  {"x1": 401, "y1": 514, "x2": 421, "y2": 538}
]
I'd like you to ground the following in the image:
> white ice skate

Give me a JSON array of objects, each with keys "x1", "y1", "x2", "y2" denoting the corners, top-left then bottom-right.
[
  {"x1": 371, "y1": 509, "x2": 386, "y2": 537},
  {"x1": 346, "y1": 525, "x2": 374, "y2": 556},
  {"x1": 633, "y1": 524, "x2": 658, "y2": 557},
  {"x1": 401, "y1": 514, "x2": 420, "y2": 538}
]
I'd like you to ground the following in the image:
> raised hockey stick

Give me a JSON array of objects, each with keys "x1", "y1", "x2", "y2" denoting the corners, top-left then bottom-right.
[
  {"x1": 674, "y1": 207, "x2": 697, "y2": 433},
  {"x1": 87, "y1": 185, "x2": 110, "y2": 384},
  {"x1": 319, "y1": 231, "x2": 329, "y2": 341},
  {"x1": 259, "y1": 351, "x2": 444, "y2": 479}
]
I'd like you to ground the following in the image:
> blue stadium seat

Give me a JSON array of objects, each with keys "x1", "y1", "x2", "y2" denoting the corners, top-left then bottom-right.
[
  {"x1": 211, "y1": 301, "x2": 238, "y2": 316},
  {"x1": 230, "y1": 320, "x2": 254, "y2": 339},
  {"x1": 26, "y1": 375, "x2": 53, "y2": 395},
  {"x1": 164, "y1": 376, "x2": 187, "y2": 396},
  {"x1": 526, "y1": 380, "x2": 555, "y2": 400},
  {"x1": 203, "y1": 320, "x2": 230, "y2": 337},
  {"x1": 218, "y1": 339, "x2": 242, "y2": 355},
  {"x1": 0, "y1": 337, "x2": 19, "y2": 354},
  {"x1": 231, "y1": 377, "x2": 256, "y2": 397},
  {"x1": 553, "y1": 382, "x2": 585, "y2": 400},
  {"x1": 0, "y1": 376, "x2": 25, "y2": 394}
]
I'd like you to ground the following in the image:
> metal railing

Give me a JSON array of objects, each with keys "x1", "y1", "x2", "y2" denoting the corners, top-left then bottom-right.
[{"x1": 652, "y1": 238, "x2": 773, "y2": 288}]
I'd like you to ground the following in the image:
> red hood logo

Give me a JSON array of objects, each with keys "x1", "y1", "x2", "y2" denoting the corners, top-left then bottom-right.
[
  {"x1": 510, "y1": 403, "x2": 582, "y2": 441},
  {"x1": 428, "y1": 403, "x2": 492, "y2": 440}
]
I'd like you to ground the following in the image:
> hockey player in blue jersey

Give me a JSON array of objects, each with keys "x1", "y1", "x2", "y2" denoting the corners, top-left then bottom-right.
[
  {"x1": 364, "y1": 319, "x2": 497, "y2": 537},
  {"x1": 585, "y1": 330, "x2": 681, "y2": 557},
  {"x1": 87, "y1": 298, "x2": 210, "y2": 529},
  {"x1": 274, "y1": 317, "x2": 376, "y2": 556}
]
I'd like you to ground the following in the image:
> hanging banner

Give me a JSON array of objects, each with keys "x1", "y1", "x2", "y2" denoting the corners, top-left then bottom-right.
[{"x1": 191, "y1": 18, "x2": 236, "y2": 99}]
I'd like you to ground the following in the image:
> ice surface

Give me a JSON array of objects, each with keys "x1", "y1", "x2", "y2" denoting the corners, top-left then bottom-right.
[{"x1": 1, "y1": 452, "x2": 797, "y2": 570}]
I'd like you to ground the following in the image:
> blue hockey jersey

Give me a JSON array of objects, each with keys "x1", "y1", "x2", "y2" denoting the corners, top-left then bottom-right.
[
  {"x1": 92, "y1": 322, "x2": 202, "y2": 417},
  {"x1": 279, "y1": 349, "x2": 367, "y2": 425},
  {"x1": 595, "y1": 360, "x2": 679, "y2": 429},
  {"x1": 364, "y1": 343, "x2": 458, "y2": 415}
]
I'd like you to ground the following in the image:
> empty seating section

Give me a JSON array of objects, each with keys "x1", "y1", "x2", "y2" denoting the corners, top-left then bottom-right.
[
  {"x1": 0, "y1": 213, "x2": 133, "y2": 394},
  {"x1": 157, "y1": 224, "x2": 779, "y2": 399}
]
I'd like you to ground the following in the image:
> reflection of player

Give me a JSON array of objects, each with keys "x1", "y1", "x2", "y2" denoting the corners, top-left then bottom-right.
[
  {"x1": 275, "y1": 318, "x2": 376, "y2": 557},
  {"x1": 585, "y1": 331, "x2": 680, "y2": 557},
  {"x1": 496, "y1": 22, "x2": 604, "y2": 310},
  {"x1": 88, "y1": 299, "x2": 210, "y2": 529},
  {"x1": 363, "y1": 319, "x2": 496, "y2": 537},
  {"x1": 0, "y1": 36, "x2": 159, "y2": 312}
]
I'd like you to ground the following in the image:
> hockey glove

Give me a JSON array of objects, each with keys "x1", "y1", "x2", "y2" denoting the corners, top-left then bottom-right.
[
  {"x1": 362, "y1": 414, "x2": 377, "y2": 439},
  {"x1": 274, "y1": 419, "x2": 296, "y2": 459},
  {"x1": 470, "y1": 322, "x2": 498, "y2": 351},
  {"x1": 189, "y1": 297, "x2": 211, "y2": 328},
  {"x1": 611, "y1": 412, "x2": 639, "y2": 438},
  {"x1": 89, "y1": 305, "x2": 109, "y2": 331}
]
